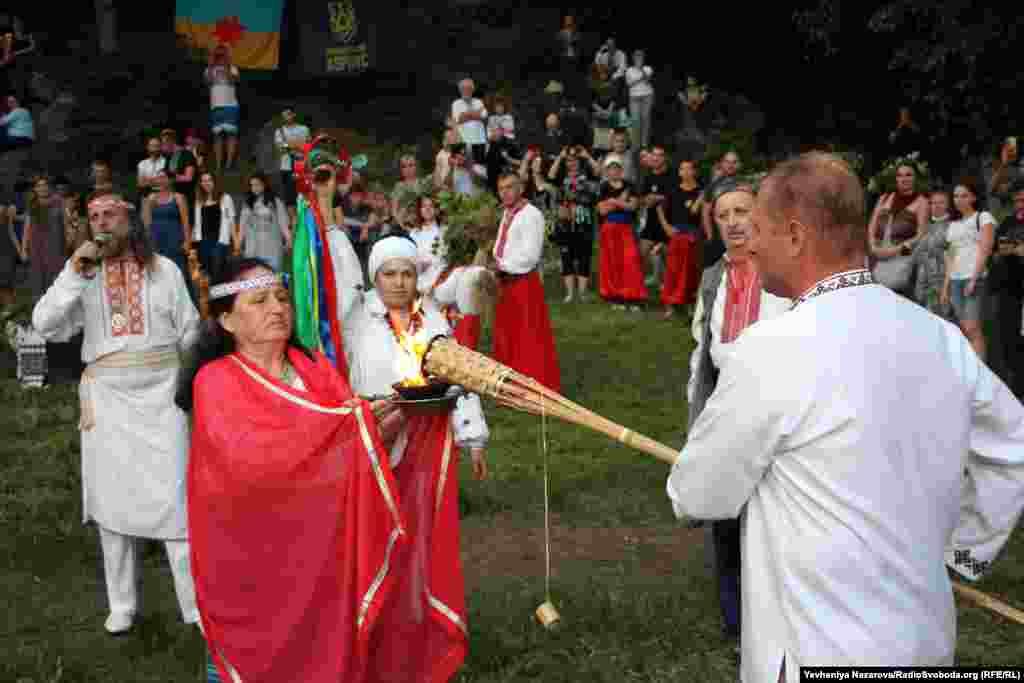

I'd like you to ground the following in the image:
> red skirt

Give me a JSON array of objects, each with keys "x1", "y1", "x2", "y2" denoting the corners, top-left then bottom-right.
[
  {"x1": 493, "y1": 271, "x2": 561, "y2": 392},
  {"x1": 598, "y1": 221, "x2": 648, "y2": 302},
  {"x1": 453, "y1": 314, "x2": 481, "y2": 351},
  {"x1": 661, "y1": 232, "x2": 700, "y2": 305}
]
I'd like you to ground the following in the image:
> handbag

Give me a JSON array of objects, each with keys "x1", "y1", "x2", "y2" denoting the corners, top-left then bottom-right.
[{"x1": 871, "y1": 213, "x2": 915, "y2": 292}]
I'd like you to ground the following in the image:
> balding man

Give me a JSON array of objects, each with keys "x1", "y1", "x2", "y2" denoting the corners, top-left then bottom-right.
[
  {"x1": 452, "y1": 77, "x2": 488, "y2": 165},
  {"x1": 668, "y1": 152, "x2": 1024, "y2": 681}
]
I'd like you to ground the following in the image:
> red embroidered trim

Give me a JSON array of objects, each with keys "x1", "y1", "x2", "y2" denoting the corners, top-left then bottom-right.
[{"x1": 105, "y1": 259, "x2": 146, "y2": 337}]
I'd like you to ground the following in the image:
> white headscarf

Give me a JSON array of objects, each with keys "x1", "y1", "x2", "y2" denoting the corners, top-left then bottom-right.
[{"x1": 368, "y1": 236, "x2": 418, "y2": 284}]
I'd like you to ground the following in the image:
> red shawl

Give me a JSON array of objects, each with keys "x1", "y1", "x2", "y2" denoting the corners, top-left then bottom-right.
[
  {"x1": 366, "y1": 411, "x2": 468, "y2": 683},
  {"x1": 189, "y1": 349, "x2": 466, "y2": 683}
]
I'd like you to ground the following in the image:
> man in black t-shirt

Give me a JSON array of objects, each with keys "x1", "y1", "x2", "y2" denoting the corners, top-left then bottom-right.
[
  {"x1": 639, "y1": 145, "x2": 673, "y2": 284},
  {"x1": 987, "y1": 182, "x2": 1024, "y2": 397}
]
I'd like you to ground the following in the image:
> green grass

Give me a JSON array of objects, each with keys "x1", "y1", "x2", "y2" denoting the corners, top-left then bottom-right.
[{"x1": 3, "y1": 280, "x2": 1024, "y2": 682}]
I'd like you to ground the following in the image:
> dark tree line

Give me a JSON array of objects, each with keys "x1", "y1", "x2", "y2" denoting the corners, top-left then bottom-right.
[{"x1": 794, "y1": 0, "x2": 1024, "y2": 163}]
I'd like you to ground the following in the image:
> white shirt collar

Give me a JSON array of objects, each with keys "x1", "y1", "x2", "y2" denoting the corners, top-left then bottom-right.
[{"x1": 792, "y1": 268, "x2": 874, "y2": 310}]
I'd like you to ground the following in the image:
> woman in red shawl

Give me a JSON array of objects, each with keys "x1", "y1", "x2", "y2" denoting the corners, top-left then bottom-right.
[{"x1": 176, "y1": 256, "x2": 466, "y2": 683}]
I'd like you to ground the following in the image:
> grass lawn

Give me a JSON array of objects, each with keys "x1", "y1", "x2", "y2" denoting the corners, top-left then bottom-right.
[{"x1": 3, "y1": 278, "x2": 1024, "y2": 682}]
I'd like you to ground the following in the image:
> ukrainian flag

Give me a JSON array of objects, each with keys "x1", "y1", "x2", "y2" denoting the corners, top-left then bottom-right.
[{"x1": 175, "y1": 0, "x2": 284, "y2": 70}]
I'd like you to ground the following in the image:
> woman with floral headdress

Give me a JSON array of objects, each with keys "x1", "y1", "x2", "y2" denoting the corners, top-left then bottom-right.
[{"x1": 868, "y1": 158, "x2": 928, "y2": 296}]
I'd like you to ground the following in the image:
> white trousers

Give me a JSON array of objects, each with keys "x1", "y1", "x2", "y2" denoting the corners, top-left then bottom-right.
[{"x1": 98, "y1": 525, "x2": 198, "y2": 622}]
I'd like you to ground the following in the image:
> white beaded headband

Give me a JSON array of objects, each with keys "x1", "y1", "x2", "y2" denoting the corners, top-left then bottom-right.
[{"x1": 209, "y1": 274, "x2": 285, "y2": 300}]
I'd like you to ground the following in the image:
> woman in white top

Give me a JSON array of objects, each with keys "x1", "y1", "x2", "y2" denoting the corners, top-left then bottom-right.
[
  {"x1": 192, "y1": 172, "x2": 235, "y2": 283},
  {"x1": 410, "y1": 196, "x2": 447, "y2": 299},
  {"x1": 236, "y1": 173, "x2": 291, "y2": 273},
  {"x1": 942, "y1": 179, "x2": 995, "y2": 359},
  {"x1": 625, "y1": 50, "x2": 655, "y2": 150}
]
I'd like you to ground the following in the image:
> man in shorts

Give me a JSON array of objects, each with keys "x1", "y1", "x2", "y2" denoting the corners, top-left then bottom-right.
[{"x1": 204, "y1": 45, "x2": 240, "y2": 172}]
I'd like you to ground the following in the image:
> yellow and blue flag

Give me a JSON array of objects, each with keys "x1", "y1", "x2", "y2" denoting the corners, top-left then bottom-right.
[{"x1": 175, "y1": 0, "x2": 284, "y2": 70}]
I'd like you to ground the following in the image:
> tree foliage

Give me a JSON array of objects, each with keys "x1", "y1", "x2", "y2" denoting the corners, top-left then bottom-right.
[{"x1": 794, "y1": 1, "x2": 1024, "y2": 150}]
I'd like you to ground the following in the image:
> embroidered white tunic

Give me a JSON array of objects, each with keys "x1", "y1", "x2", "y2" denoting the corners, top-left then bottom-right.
[
  {"x1": 685, "y1": 259, "x2": 792, "y2": 406},
  {"x1": 668, "y1": 271, "x2": 1024, "y2": 682},
  {"x1": 330, "y1": 232, "x2": 489, "y2": 464},
  {"x1": 432, "y1": 265, "x2": 488, "y2": 316},
  {"x1": 493, "y1": 203, "x2": 545, "y2": 275},
  {"x1": 32, "y1": 256, "x2": 199, "y2": 539}
]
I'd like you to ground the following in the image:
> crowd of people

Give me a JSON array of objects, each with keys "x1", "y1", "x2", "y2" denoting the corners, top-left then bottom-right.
[{"x1": 6, "y1": 13, "x2": 1024, "y2": 683}]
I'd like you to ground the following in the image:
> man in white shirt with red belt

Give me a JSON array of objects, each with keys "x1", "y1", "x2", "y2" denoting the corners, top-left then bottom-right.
[{"x1": 491, "y1": 172, "x2": 561, "y2": 392}]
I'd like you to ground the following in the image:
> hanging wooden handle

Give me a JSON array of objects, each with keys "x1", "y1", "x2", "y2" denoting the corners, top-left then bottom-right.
[{"x1": 953, "y1": 581, "x2": 1024, "y2": 626}]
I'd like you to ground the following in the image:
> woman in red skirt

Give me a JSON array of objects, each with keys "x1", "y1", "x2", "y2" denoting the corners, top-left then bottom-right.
[
  {"x1": 653, "y1": 158, "x2": 703, "y2": 319},
  {"x1": 597, "y1": 155, "x2": 647, "y2": 311}
]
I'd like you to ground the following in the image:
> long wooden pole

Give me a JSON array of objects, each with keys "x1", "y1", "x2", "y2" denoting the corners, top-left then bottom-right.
[{"x1": 953, "y1": 581, "x2": 1024, "y2": 626}]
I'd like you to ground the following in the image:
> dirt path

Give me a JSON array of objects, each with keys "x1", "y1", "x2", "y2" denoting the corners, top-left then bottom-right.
[{"x1": 459, "y1": 513, "x2": 708, "y2": 589}]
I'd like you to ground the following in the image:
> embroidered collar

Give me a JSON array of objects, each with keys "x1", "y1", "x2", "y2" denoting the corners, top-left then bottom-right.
[{"x1": 792, "y1": 269, "x2": 874, "y2": 309}]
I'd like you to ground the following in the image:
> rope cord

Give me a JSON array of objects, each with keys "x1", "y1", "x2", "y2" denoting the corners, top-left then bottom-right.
[{"x1": 541, "y1": 396, "x2": 551, "y2": 601}]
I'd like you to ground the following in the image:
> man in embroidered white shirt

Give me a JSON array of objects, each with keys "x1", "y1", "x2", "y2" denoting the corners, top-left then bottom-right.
[
  {"x1": 490, "y1": 172, "x2": 561, "y2": 392},
  {"x1": 684, "y1": 176, "x2": 790, "y2": 656},
  {"x1": 32, "y1": 194, "x2": 200, "y2": 636},
  {"x1": 668, "y1": 152, "x2": 1024, "y2": 682},
  {"x1": 451, "y1": 78, "x2": 488, "y2": 166}
]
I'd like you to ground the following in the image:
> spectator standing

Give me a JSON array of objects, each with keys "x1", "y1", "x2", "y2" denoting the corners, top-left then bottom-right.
[
  {"x1": 22, "y1": 175, "x2": 65, "y2": 299},
  {"x1": 204, "y1": 45, "x2": 241, "y2": 172},
  {"x1": 486, "y1": 94, "x2": 515, "y2": 142},
  {"x1": 555, "y1": 14, "x2": 581, "y2": 79},
  {"x1": 0, "y1": 17, "x2": 35, "y2": 100},
  {"x1": 137, "y1": 137, "x2": 167, "y2": 203},
  {"x1": 593, "y1": 37, "x2": 626, "y2": 82},
  {"x1": 608, "y1": 129, "x2": 638, "y2": 184},
  {"x1": 432, "y1": 125, "x2": 461, "y2": 192},
  {"x1": 597, "y1": 155, "x2": 646, "y2": 311},
  {"x1": 91, "y1": 158, "x2": 115, "y2": 196},
  {"x1": 548, "y1": 146, "x2": 600, "y2": 303},
  {"x1": 451, "y1": 78, "x2": 488, "y2": 165},
  {"x1": 539, "y1": 113, "x2": 567, "y2": 164},
  {"x1": 868, "y1": 164, "x2": 928, "y2": 297},
  {"x1": 274, "y1": 107, "x2": 310, "y2": 225},
  {"x1": 1, "y1": 185, "x2": 19, "y2": 308},
  {"x1": 163, "y1": 130, "x2": 198, "y2": 215},
  {"x1": 0, "y1": 93, "x2": 33, "y2": 152},
  {"x1": 141, "y1": 168, "x2": 190, "y2": 276},
  {"x1": 887, "y1": 106, "x2": 924, "y2": 159},
  {"x1": 984, "y1": 181, "x2": 1024, "y2": 396},
  {"x1": 590, "y1": 64, "x2": 616, "y2": 155},
  {"x1": 911, "y1": 189, "x2": 953, "y2": 320},
  {"x1": 942, "y1": 179, "x2": 995, "y2": 360},
  {"x1": 625, "y1": 50, "x2": 655, "y2": 150},
  {"x1": 391, "y1": 154, "x2": 429, "y2": 227},
  {"x1": 63, "y1": 190, "x2": 89, "y2": 258},
  {"x1": 485, "y1": 126, "x2": 520, "y2": 196},
  {"x1": 653, "y1": 158, "x2": 703, "y2": 318},
  {"x1": 441, "y1": 144, "x2": 485, "y2": 198},
  {"x1": 985, "y1": 138, "x2": 1021, "y2": 219},
  {"x1": 184, "y1": 129, "x2": 207, "y2": 175},
  {"x1": 237, "y1": 173, "x2": 290, "y2": 273},
  {"x1": 192, "y1": 171, "x2": 234, "y2": 284},
  {"x1": 639, "y1": 145, "x2": 673, "y2": 286}
]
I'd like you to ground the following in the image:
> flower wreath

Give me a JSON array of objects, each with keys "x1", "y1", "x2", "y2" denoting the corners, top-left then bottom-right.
[{"x1": 868, "y1": 151, "x2": 930, "y2": 195}]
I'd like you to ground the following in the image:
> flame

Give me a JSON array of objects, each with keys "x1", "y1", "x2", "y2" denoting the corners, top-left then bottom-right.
[{"x1": 393, "y1": 301, "x2": 431, "y2": 387}]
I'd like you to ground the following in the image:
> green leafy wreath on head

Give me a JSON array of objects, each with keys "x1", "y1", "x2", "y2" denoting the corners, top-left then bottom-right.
[{"x1": 868, "y1": 152, "x2": 930, "y2": 195}]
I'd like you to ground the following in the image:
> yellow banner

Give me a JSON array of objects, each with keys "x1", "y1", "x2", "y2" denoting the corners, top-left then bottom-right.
[{"x1": 175, "y1": 18, "x2": 280, "y2": 70}]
